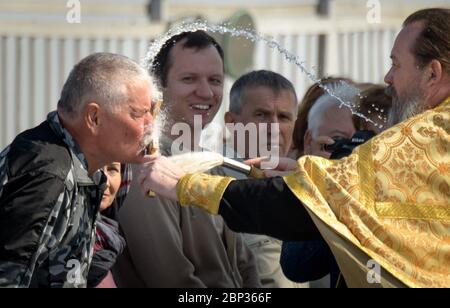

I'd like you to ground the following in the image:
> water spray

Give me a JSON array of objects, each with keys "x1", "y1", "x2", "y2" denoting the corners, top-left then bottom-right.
[{"x1": 142, "y1": 20, "x2": 387, "y2": 130}]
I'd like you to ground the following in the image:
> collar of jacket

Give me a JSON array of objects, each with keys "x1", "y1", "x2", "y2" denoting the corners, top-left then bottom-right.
[{"x1": 46, "y1": 111, "x2": 104, "y2": 186}]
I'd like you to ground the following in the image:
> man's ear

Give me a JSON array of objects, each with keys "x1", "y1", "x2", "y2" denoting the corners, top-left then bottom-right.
[
  {"x1": 84, "y1": 102, "x2": 101, "y2": 134},
  {"x1": 224, "y1": 111, "x2": 236, "y2": 124},
  {"x1": 427, "y1": 59, "x2": 443, "y2": 85},
  {"x1": 303, "y1": 129, "x2": 313, "y2": 155}
]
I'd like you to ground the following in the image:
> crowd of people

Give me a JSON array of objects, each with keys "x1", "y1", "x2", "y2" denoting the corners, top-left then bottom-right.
[{"x1": 0, "y1": 8, "x2": 449, "y2": 288}]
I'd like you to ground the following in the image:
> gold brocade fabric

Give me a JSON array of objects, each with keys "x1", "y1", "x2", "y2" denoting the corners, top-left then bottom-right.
[
  {"x1": 177, "y1": 173, "x2": 235, "y2": 214},
  {"x1": 284, "y1": 97, "x2": 450, "y2": 288}
]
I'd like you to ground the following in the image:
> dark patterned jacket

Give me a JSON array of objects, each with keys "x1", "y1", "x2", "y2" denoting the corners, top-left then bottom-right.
[{"x1": 0, "y1": 111, "x2": 107, "y2": 288}]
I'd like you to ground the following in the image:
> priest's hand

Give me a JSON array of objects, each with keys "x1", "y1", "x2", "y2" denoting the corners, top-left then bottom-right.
[
  {"x1": 245, "y1": 157, "x2": 298, "y2": 177},
  {"x1": 138, "y1": 155, "x2": 185, "y2": 201}
]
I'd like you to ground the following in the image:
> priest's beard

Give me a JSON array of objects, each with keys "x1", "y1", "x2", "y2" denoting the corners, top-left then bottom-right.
[{"x1": 385, "y1": 81, "x2": 426, "y2": 127}]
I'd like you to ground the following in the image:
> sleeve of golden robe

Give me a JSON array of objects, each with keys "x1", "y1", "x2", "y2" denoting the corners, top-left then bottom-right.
[
  {"x1": 177, "y1": 98, "x2": 450, "y2": 288},
  {"x1": 283, "y1": 98, "x2": 450, "y2": 288}
]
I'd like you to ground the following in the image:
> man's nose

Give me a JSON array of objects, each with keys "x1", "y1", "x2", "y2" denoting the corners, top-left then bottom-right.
[
  {"x1": 195, "y1": 79, "x2": 214, "y2": 99},
  {"x1": 267, "y1": 115, "x2": 279, "y2": 127},
  {"x1": 104, "y1": 174, "x2": 111, "y2": 189},
  {"x1": 144, "y1": 111, "x2": 153, "y2": 127},
  {"x1": 384, "y1": 68, "x2": 393, "y2": 85},
  {"x1": 264, "y1": 116, "x2": 278, "y2": 135}
]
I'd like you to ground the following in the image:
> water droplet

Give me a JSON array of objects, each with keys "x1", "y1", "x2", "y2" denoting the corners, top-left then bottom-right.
[{"x1": 142, "y1": 21, "x2": 382, "y2": 132}]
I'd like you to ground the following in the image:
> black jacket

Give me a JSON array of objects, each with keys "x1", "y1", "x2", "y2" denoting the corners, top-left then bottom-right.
[
  {"x1": 219, "y1": 177, "x2": 321, "y2": 241},
  {"x1": 0, "y1": 112, "x2": 106, "y2": 288}
]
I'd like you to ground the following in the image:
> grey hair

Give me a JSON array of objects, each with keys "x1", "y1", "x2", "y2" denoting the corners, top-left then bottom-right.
[
  {"x1": 307, "y1": 94, "x2": 340, "y2": 128},
  {"x1": 307, "y1": 81, "x2": 359, "y2": 133},
  {"x1": 307, "y1": 92, "x2": 351, "y2": 137},
  {"x1": 58, "y1": 52, "x2": 151, "y2": 118},
  {"x1": 229, "y1": 70, "x2": 298, "y2": 114}
]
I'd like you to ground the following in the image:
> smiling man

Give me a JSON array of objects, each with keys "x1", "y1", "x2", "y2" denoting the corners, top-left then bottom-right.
[
  {"x1": 114, "y1": 31, "x2": 260, "y2": 288},
  {"x1": 160, "y1": 35, "x2": 224, "y2": 130}
]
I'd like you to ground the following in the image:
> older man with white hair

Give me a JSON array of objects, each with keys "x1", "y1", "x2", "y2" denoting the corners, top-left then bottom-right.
[{"x1": 303, "y1": 92, "x2": 356, "y2": 159}]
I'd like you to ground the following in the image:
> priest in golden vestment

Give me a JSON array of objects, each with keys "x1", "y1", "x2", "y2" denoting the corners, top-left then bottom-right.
[{"x1": 139, "y1": 8, "x2": 450, "y2": 288}]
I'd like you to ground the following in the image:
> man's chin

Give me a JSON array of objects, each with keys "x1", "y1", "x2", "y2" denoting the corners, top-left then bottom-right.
[
  {"x1": 388, "y1": 96, "x2": 425, "y2": 127},
  {"x1": 387, "y1": 109, "x2": 401, "y2": 127},
  {"x1": 118, "y1": 151, "x2": 147, "y2": 165},
  {"x1": 135, "y1": 152, "x2": 149, "y2": 164}
]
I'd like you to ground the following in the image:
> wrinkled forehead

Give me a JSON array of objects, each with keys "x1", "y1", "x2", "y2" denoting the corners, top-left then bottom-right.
[
  {"x1": 320, "y1": 104, "x2": 353, "y2": 124},
  {"x1": 126, "y1": 76, "x2": 153, "y2": 99},
  {"x1": 392, "y1": 22, "x2": 424, "y2": 57},
  {"x1": 242, "y1": 86, "x2": 297, "y2": 108},
  {"x1": 309, "y1": 99, "x2": 354, "y2": 134}
]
